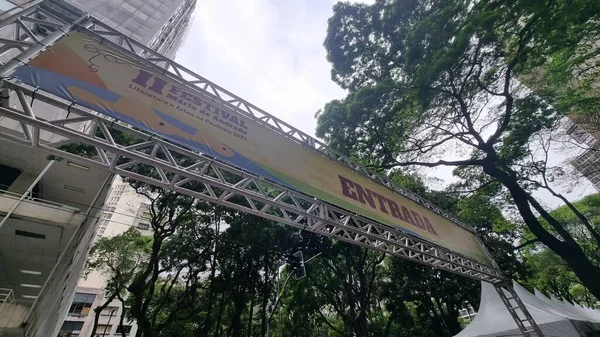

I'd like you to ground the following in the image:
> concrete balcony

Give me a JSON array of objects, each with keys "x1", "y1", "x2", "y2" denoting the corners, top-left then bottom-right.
[
  {"x1": 0, "y1": 136, "x2": 113, "y2": 337},
  {"x1": 0, "y1": 191, "x2": 83, "y2": 337},
  {"x1": 0, "y1": 189, "x2": 84, "y2": 226},
  {"x1": 0, "y1": 288, "x2": 30, "y2": 337},
  {"x1": 0, "y1": 188, "x2": 84, "y2": 296}
]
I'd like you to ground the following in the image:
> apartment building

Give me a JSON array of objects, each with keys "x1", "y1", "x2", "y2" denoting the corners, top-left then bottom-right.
[
  {"x1": 0, "y1": 127, "x2": 114, "y2": 337},
  {"x1": 571, "y1": 142, "x2": 600, "y2": 191},
  {"x1": 57, "y1": 178, "x2": 151, "y2": 337},
  {"x1": 0, "y1": 0, "x2": 195, "y2": 336},
  {"x1": 564, "y1": 120, "x2": 600, "y2": 191},
  {"x1": 67, "y1": 0, "x2": 196, "y2": 59},
  {"x1": 0, "y1": 0, "x2": 196, "y2": 58}
]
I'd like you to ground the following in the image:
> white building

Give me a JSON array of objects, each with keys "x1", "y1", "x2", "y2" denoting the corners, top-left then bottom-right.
[
  {"x1": 58, "y1": 178, "x2": 151, "y2": 337},
  {"x1": 0, "y1": 0, "x2": 195, "y2": 336},
  {"x1": 0, "y1": 120, "x2": 114, "y2": 337},
  {"x1": 564, "y1": 121, "x2": 600, "y2": 191}
]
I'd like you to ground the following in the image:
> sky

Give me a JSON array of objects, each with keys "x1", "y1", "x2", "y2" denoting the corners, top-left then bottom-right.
[
  {"x1": 175, "y1": 0, "x2": 369, "y2": 137},
  {"x1": 174, "y1": 0, "x2": 594, "y2": 209}
]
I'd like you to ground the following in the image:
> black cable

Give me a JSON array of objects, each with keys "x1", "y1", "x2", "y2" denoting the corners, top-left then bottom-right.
[
  {"x1": 66, "y1": 102, "x2": 75, "y2": 119},
  {"x1": 30, "y1": 87, "x2": 39, "y2": 107}
]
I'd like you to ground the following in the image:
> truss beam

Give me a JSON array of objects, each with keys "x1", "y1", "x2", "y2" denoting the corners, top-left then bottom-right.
[
  {"x1": 495, "y1": 282, "x2": 545, "y2": 336},
  {"x1": 0, "y1": 81, "x2": 503, "y2": 283},
  {"x1": 0, "y1": 0, "x2": 504, "y2": 282},
  {"x1": 0, "y1": 0, "x2": 505, "y2": 282},
  {"x1": 0, "y1": 2, "x2": 551, "y2": 335},
  {"x1": 0, "y1": 0, "x2": 478, "y2": 237}
]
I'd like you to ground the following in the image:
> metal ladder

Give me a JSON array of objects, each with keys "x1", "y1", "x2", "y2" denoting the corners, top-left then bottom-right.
[{"x1": 494, "y1": 282, "x2": 545, "y2": 336}]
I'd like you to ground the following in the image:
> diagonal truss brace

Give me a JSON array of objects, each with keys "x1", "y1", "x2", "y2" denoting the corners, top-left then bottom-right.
[
  {"x1": 17, "y1": 0, "x2": 477, "y2": 236},
  {"x1": 0, "y1": 81, "x2": 503, "y2": 284},
  {"x1": 495, "y1": 282, "x2": 545, "y2": 337},
  {"x1": 0, "y1": 0, "x2": 504, "y2": 282},
  {"x1": 0, "y1": 2, "x2": 546, "y2": 334}
]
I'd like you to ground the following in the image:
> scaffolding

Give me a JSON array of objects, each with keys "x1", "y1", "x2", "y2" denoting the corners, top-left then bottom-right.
[{"x1": 0, "y1": 1, "x2": 544, "y2": 336}]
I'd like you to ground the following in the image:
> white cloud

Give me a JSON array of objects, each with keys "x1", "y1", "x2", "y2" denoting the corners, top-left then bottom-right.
[
  {"x1": 175, "y1": 1, "x2": 593, "y2": 209},
  {"x1": 176, "y1": 0, "x2": 349, "y2": 136}
]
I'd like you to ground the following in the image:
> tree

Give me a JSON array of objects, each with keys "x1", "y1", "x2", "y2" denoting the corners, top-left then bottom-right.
[
  {"x1": 207, "y1": 211, "x2": 299, "y2": 337},
  {"x1": 514, "y1": 0, "x2": 600, "y2": 125},
  {"x1": 83, "y1": 174, "x2": 524, "y2": 336},
  {"x1": 521, "y1": 193, "x2": 600, "y2": 306},
  {"x1": 124, "y1": 186, "x2": 214, "y2": 337},
  {"x1": 524, "y1": 249, "x2": 597, "y2": 306},
  {"x1": 85, "y1": 228, "x2": 152, "y2": 337},
  {"x1": 317, "y1": 0, "x2": 600, "y2": 298},
  {"x1": 271, "y1": 172, "x2": 525, "y2": 337}
]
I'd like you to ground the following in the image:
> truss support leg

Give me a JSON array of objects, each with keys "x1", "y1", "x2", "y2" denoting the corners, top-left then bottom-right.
[{"x1": 494, "y1": 282, "x2": 545, "y2": 337}]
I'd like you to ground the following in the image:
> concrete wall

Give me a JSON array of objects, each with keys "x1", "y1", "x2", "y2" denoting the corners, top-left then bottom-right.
[
  {"x1": 64, "y1": 178, "x2": 149, "y2": 337},
  {"x1": 0, "y1": 303, "x2": 30, "y2": 328},
  {"x1": 23, "y1": 174, "x2": 114, "y2": 337}
]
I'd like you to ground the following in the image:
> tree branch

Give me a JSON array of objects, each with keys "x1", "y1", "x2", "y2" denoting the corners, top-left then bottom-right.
[
  {"x1": 392, "y1": 158, "x2": 484, "y2": 168},
  {"x1": 442, "y1": 180, "x2": 495, "y2": 195},
  {"x1": 487, "y1": 1, "x2": 553, "y2": 145},
  {"x1": 513, "y1": 238, "x2": 540, "y2": 251}
]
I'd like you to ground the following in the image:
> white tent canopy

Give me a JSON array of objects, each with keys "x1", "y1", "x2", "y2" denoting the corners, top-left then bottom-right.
[
  {"x1": 532, "y1": 289, "x2": 590, "y2": 321},
  {"x1": 454, "y1": 281, "x2": 600, "y2": 337}
]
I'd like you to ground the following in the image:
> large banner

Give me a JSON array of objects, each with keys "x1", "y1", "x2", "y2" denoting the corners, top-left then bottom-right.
[{"x1": 12, "y1": 32, "x2": 491, "y2": 265}]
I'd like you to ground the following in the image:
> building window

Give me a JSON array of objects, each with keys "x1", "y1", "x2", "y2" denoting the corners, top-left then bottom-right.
[
  {"x1": 58, "y1": 321, "x2": 84, "y2": 337},
  {"x1": 0, "y1": 163, "x2": 21, "y2": 192},
  {"x1": 0, "y1": 0, "x2": 16, "y2": 12},
  {"x1": 116, "y1": 325, "x2": 133, "y2": 334},
  {"x1": 100, "y1": 306, "x2": 119, "y2": 316},
  {"x1": 68, "y1": 293, "x2": 96, "y2": 316},
  {"x1": 137, "y1": 222, "x2": 150, "y2": 230},
  {"x1": 96, "y1": 325, "x2": 112, "y2": 335}
]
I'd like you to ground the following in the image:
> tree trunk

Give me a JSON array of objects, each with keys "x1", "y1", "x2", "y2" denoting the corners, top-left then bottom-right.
[
  {"x1": 383, "y1": 315, "x2": 394, "y2": 337},
  {"x1": 214, "y1": 293, "x2": 227, "y2": 337},
  {"x1": 128, "y1": 234, "x2": 165, "y2": 337},
  {"x1": 441, "y1": 305, "x2": 461, "y2": 335},
  {"x1": 90, "y1": 291, "x2": 118, "y2": 337},
  {"x1": 484, "y1": 164, "x2": 600, "y2": 299},
  {"x1": 229, "y1": 294, "x2": 246, "y2": 337},
  {"x1": 117, "y1": 294, "x2": 128, "y2": 337},
  {"x1": 260, "y1": 254, "x2": 270, "y2": 337},
  {"x1": 196, "y1": 244, "x2": 220, "y2": 335},
  {"x1": 247, "y1": 292, "x2": 255, "y2": 337}
]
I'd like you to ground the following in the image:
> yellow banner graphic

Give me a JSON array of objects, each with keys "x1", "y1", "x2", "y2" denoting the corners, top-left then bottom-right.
[{"x1": 12, "y1": 32, "x2": 491, "y2": 264}]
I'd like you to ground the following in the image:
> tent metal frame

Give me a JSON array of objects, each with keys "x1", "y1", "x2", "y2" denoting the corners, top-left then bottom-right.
[{"x1": 0, "y1": 1, "x2": 543, "y2": 336}]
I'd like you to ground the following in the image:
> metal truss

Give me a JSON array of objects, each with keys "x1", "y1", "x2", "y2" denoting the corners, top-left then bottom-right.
[
  {"x1": 0, "y1": 82, "x2": 502, "y2": 283},
  {"x1": 495, "y1": 282, "x2": 545, "y2": 336},
  {"x1": 0, "y1": 0, "x2": 505, "y2": 282},
  {"x1": 0, "y1": 0, "x2": 503, "y2": 279},
  {"x1": 0, "y1": 0, "x2": 478, "y2": 236},
  {"x1": 0, "y1": 2, "x2": 548, "y2": 334}
]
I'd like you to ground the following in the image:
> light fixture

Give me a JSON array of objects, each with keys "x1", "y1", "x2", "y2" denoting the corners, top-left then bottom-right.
[
  {"x1": 67, "y1": 161, "x2": 90, "y2": 171},
  {"x1": 64, "y1": 184, "x2": 85, "y2": 193},
  {"x1": 15, "y1": 229, "x2": 46, "y2": 239},
  {"x1": 20, "y1": 283, "x2": 42, "y2": 288},
  {"x1": 19, "y1": 269, "x2": 42, "y2": 275},
  {"x1": 22, "y1": 295, "x2": 38, "y2": 299}
]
